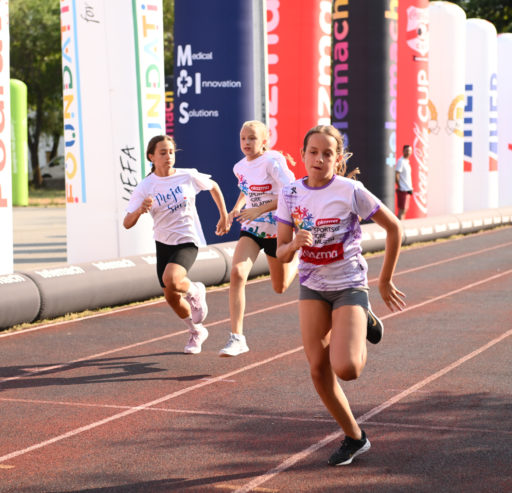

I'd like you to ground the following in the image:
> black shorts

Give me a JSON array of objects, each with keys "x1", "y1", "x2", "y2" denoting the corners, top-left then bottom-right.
[
  {"x1": 155, "y1": 241, "x2": 198, "y2": 288},
  {"x1": 240, "y1": 230, "x2": 277, "y2": 258}
]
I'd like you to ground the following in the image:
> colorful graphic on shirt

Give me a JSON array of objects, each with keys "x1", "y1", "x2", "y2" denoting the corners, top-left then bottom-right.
[
  {"x1": 292, "y1": 205, "x2": 314, "y2": 231},
  {"x1": 237, "y1": 174, "x2": 249, "y2": 194}
]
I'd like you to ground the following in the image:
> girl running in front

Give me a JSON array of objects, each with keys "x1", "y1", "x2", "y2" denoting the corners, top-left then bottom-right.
[
  {"x1": 218, "y1": 120, "x2": 299, "y2": 357},
  {"x1": 276, "y1": 125, "x2": 406, "y2": 466},
  {"x1": 124, "y1": 135, "x2": 229, "y2": 355}
]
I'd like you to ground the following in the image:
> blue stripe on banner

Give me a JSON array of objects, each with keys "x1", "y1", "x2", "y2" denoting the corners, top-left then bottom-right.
[{"x1": 72, "y1": 0, "x2": 86, "y2": 202}]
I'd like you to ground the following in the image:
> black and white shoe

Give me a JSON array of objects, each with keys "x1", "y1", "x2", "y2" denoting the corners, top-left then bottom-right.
[
  {"x1": 367, "y1": 306, "x2": 384, "y2": 344},
  {"x1": 328, "y1": 430, "x2": 371, "y2": 466}
]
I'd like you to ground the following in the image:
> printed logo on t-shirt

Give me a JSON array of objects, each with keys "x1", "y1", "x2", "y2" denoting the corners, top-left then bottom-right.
[
  {"x1": 292, "y1": 205, "x2": 314, "y2": 231},
  {"x1": 249, "y1": 184, "x2": 272, "y2": 192},
  {"x1": 316, "y1": 218, "x2": 340, "y2": 227},
  {"x1": 301, "y1": 242, "x2": 344, "y2": 265},
  {"x1": 237, "y1": 174, "x2": 249, "y2": 194}
]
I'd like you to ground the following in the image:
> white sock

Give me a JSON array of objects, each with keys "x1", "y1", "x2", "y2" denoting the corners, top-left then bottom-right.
[
  {"x1": 186, "y1": 281, "x2": 198, "y2": 297},
  {"x1": 182, "y1": 316, "x2": 202, "y2": 332}
]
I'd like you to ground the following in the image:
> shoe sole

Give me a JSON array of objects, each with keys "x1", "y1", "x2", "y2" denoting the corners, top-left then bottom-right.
[
  {"x1": 329, "y1": 439, "x2": 371, "y2": 466},
  {"x1": 218, "y1": 347, "x2": 249, "y2": 357}
]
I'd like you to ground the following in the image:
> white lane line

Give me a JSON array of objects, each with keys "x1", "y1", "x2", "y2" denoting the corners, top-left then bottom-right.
[
  {"x1": 369, "y1": 239, "x2": 512, "y2": 283},
  {"x1": 364, "y1": 420, "x2": 512, "y2": 435},
  {"x1": 235, "y1": 269, "x2": 512, "y2": 493},
  {"x1": 378, "y1": 268, "x2": 512, "y2": 321},
  {"x1": 233, "y1": 327, "x2": 512, "y2": 493},
  {"x1": 0, "y1": 396, "x2": 331, "y2": 423},
  {"x1": 0, "y1": 347, "x2": 302, "y2": 464},
  {"x1": 0, "y1": 300, "x2": 297, "y2": 385},
  {"x1": 1, "y1": 258, "x2": 510, "y2": 467},
  {"x1": 3, "y1": 239, "x2": 509, "y2": 385},
  {"x1": 3, "y1": 397, "x2": 509, "y2": 436},
  {"x1": 0, "y1": 276, "x2": 268, "y2": 339},
  {"x1": 3, "y1": 234, "x2": 509, "y2": 340}
]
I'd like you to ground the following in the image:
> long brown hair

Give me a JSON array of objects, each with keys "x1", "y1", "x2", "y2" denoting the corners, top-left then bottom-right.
[
  {"x1": 302, "y1": 125, "x2": 358, "y2": 178},
  {"x1": 146, "y1": 135, "x2": 176, "y2": 175}
]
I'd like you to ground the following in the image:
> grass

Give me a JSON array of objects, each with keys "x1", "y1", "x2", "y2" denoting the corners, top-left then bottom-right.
[{"x1": 27, "y1": 186, "x2": 65, "y2": 207}]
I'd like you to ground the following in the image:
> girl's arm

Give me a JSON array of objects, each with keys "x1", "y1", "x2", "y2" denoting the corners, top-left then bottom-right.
[
  {"x1": 236, "y1": 198, "x2": 278, "y2": 224},
  {"x1": 276, "y1": 221, "x2": 312, "y2": 263},
  {"x1": 209, "y1": 180, "x2": 229, "y2": 235},
  {"x1": 370, "y1": 205, "x2": 406, "y2": 312},
  {"x1": 123, "y1": 196, "x2": 153, "y2": 229}
]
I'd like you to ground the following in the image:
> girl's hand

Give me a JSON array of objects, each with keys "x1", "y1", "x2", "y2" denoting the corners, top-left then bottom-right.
[
  {"x1": 293, "y1": 229, "x2": 313, "y2": 250},
  {"x1": 378, "y1": 280, "x2": 406, "y2": 312},
  {"x1": 227, "y1": 209, "x2": 240, "y2": 228},
  {"x1": 139, "y1": 196, "x2": 153, "y2": 214},
  {"x1": 236, "y1": 207, "x2": 263, "y2": 223},
  {"x1": 215, "y1": 215, "x2": 230, "y2": 236}
]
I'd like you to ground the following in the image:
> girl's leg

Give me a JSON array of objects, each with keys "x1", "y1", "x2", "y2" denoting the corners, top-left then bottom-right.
[
  {"x1": 162, "y1": 262, "x2": 208, "y2": 354},
  {"x1": 267, "y1": 252, "x2": 299, "y2": 294},
  {"x1": 229, "y1": 236, "x2": 261, "y2": 335},
  {"x1": 161, "y1": 262, "x2": 192, "y2": 319},
  {"x1": 299, "y1": 300, "x2": 363, "y2": 440},
  {"x1": 329, "y1": 305, "x2": 368, "y2": 382}
]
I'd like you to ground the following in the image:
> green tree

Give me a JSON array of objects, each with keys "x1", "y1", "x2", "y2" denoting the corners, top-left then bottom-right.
[
  {"x1": 9, "y1": 0, "x2": 174, "y2": 188},
  {"x1": 163, "y1": 0, "x2": 175, "y2": 78},
  {"x1": 449, "y1": 0, "x2": 512, "y2": 32},
  {"x1": 9, "y1": 0, "x2": 63, "y2": 187}
]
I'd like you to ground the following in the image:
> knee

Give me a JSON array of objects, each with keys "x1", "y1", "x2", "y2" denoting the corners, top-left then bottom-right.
[
  {"x1": 331, "y1": 360, "x2": 362, "y2": 381},
  {"x1": 162, "y1": 272, "x2": 181, "y2": 293},
  {"x1": 230, "y1": 264, "x2": 248, "y2": 286},
  {"x1": 309, "y1": 361, "x2": 329, "y2": 385}
]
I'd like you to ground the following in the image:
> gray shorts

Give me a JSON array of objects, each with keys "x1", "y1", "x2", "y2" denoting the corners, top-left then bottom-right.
[{"x1": 299, "y1": 284, "x2": 369, "y2": 311}]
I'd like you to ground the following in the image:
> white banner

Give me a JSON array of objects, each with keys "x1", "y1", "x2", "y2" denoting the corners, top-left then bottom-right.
[
  {"x1": 464, "y1": 19, "x2": 498, "y2": 212},
  {"x1": 427, "y1": 2, "x2": 465, "y2": 216},
  {"x1": 60, "y1": 0, "x2": 165, "y2": 263},
  {"x1": 498, "y1": 33, "x2": 512, "y2": 207},
  {"x1": 0, "y1": 0, "x2": 13, "y2": 274}
]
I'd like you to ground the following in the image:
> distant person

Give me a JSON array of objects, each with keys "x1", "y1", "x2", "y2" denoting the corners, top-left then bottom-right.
[
  {"x1": 218, "y1": 120, "x2": 299, "y2": 357},
  {"x1": 123, "y1": 135, "x2": 229, "y2": 354},
  {"x1": 395, "y1": 145, "x2": 413, "y2": 220},
  {"x1": 276, "y1": 125, "x2": 405, "y2": 466}
]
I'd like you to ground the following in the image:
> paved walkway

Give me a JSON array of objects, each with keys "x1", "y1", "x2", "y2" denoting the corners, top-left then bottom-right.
[{"x1": 12, "y1": 207, "x2": 67, "y2": 272}]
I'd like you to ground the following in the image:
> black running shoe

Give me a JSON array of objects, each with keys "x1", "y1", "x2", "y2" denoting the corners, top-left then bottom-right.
[
  {"x1": 367, "y1": 306, "x2": 384, "y2": 344},
  {"x1": 328, "y1": 430, "x2": 371, "y2": 466}
]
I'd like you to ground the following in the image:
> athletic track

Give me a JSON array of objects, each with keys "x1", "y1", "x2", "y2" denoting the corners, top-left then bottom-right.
[{"x1": 1, "y1": 226, "x2": 511, "y2": 492}]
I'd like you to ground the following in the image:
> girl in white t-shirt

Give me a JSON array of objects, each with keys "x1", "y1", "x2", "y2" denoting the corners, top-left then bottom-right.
[
  {"x1": 276, "y1": 125, "x2": 406, "y2": 466},
  {"x1": 124, "y1": 135, "x2": 229, "y2": 355},
  {"x1": 218, "y1": 121, "x2": 299, "y2": 357}
]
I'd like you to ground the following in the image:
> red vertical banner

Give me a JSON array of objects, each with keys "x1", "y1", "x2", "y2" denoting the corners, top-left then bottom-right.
[
  {"x1": 397, "y1": 0, "x2": 429, "y2": 218},
  {"x1": 267, "y1": 0, "x2": 331, "y2": 178}
]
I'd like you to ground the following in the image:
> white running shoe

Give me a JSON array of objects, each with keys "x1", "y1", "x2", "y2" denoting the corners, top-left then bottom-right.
[
  {"x1": 218, "y1": 333, "x2": 249, "y2": 357},
  {"x1": 183, "y1": 325, "x2": 209, "y2": 354},
  {"x1": 185, "y1": 281, "x2": 208, "y2": 324}
]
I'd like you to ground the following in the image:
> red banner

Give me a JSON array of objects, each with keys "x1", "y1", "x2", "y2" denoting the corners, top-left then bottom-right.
[
  {"x1": 397, "y1": 0, "x2": 429, "y2": 218},
  {"x1": 267, "y1": 0, "x2": 331, "y2": 178}
]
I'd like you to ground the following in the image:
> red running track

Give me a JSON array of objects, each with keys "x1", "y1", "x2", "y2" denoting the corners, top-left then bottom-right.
[{"x1": 0, "y1": 227, "x2": 511, "y2": 492}]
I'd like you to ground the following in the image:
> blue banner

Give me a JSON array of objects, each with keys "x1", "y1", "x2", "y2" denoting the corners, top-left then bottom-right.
[{"x1": 173, "y1": 1, "x2": 257, "y2": 244}]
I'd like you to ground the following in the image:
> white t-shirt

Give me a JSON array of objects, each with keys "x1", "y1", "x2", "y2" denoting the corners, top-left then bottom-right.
[
  {"x1": 126, "y1": 168, "x2": 214, "y2": 247},
  {"x1": 276, "y1": 175, "x2": 381, "y2": 291},
  {"x1": 233, "y1": 150, "x2": 295, "y2": 239},
  {"x1": 395, "y1": 156, "x2": 413, "y2": 192}
]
